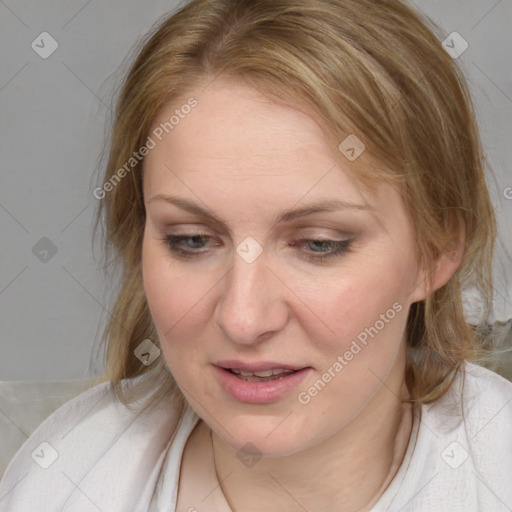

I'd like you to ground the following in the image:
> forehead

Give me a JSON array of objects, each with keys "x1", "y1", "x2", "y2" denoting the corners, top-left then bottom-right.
[
  {"x1": 142, "y1": 79, "x2": 404, "y2": 228},
  {"x1": 147, "y1": 80, "x2": 334, "y2": 167}
]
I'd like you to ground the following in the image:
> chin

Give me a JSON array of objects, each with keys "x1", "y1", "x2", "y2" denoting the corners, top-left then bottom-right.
[
  {"x1": 233, "y1": 435, "x2": 304, "y2": 459},
  {"x1": 212, "y1": 414, "x2": 314, "y2": 458}
]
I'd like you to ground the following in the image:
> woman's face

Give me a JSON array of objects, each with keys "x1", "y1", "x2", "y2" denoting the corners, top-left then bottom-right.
[{"x1": 142, "y1": 78, "x2": 426, "y2": 456}]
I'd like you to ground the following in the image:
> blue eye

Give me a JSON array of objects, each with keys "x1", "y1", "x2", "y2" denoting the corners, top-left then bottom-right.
[
  {"x1": 160, "y1": 234, "x2": 214, "y2": 257},
  {"x1": 159, "y1": 234, "x2": 352, "y2": 262},
  {"x1": 298, "y1": 239, "x2": 352, "y2": 262}
]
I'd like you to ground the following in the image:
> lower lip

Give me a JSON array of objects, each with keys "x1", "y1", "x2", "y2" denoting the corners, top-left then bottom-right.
[{"x1": 213, "y1": 365, "x2": 312, "y2": 404}]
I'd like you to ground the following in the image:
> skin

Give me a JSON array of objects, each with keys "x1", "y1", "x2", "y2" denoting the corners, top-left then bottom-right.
[{"x1": 141, "y1": 77, "x2": 463, "y2": 511}]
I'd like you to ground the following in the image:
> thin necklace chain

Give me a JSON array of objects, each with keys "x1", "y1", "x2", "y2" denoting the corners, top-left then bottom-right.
[
  {"x1": 209, "y1": 427, "x2": 235, "y2": 511},
  {"x1": 207, "y1": 406, "x2": 416, "y2": 511}
]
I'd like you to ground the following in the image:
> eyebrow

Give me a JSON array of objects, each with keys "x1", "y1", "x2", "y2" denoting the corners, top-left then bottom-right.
[{"x1": 146, "y1": 194, "x2": 375, "y2": 226}]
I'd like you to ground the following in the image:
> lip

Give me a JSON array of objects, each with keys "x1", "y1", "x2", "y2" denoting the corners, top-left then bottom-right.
[
  {"x1": 214, "y1": 360, "x2": 305, "y2": 372},
  {"x1": 212, "y1": 361, "x2": 312, "y2": 404}
]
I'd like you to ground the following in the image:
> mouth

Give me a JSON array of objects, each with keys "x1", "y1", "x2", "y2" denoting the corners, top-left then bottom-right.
[
  {"x1": 212, "y1": 362, "x2": 312, "y2": 404},
  {"x1": 225, "y1": 367, "x2": 299, "y2": 382}
]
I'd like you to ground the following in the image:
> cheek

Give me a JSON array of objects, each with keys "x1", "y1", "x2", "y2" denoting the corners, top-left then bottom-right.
[
  {"x1": 141, "y1": 242, "x2": 210, "y2": 349},
  {"x1": 142, "y1": 253, "x2": 214, "y2": 385},
  {"x1": 300, "y1": 255, "x2": 411, "y2": 359},
  {"x1": 293, "y1": 260, "x2": 411, "y2": 425}
]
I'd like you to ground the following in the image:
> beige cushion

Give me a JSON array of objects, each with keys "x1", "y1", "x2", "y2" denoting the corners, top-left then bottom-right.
[{"x1": 0, "y1": 378, "x2": 101, "y2": 477}]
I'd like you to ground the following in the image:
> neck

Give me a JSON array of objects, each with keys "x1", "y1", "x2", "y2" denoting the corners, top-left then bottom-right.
[{"x1": 211, "y1": 380, "x2": 413, "y2": 512}]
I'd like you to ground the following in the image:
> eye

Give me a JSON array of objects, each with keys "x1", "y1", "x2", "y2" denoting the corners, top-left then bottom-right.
[
  {"x1": 158, "y1": 233, "x2": 352, "y2": 263},
  {"x1": 293, "y1": 238, "x2": 352, "y2": 262},
  {"x1": 159, "y1": 233, "x2": 215, "y2": 258}
]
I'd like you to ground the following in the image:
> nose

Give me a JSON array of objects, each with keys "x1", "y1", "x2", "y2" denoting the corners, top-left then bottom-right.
[{"x1": 214, "y1": 247, "x2": 289, "y2": 346}]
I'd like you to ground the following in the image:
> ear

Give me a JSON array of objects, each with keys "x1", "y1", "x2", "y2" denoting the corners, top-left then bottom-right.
[{"x1": 409, "y1": 221, "x2": 466, "y2": 304}]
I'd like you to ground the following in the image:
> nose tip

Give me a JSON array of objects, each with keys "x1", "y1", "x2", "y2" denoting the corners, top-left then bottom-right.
[{"x1": 214, "y1": 253, "x2": 288, "y2": 346}]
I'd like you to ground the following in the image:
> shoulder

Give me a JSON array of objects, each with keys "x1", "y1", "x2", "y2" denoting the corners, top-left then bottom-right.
[
  {"x1": 380, "y1": 363, "x2": 512, "y2": 511},
  {"x1": 393, "y1": 363, "x2": 512, "y2": 511},
  {"x1": 462, "y1": 360, "x2": 512, "y2": 394},
  {"x1": 459, "y1": 361, "x2": 512, "y2": 430},
  {"x1": 423, "y1": 362, "x2": 512, "y2": 455},
  {"x1": 460, "y1": 362, "x2": 512, "y2": 460},
  {"x1": 0, "y1": 375, "x2": 187, "y2": 512},
  {"x1": 423, "y1": 362, "x2": 512, "y2": 429}
]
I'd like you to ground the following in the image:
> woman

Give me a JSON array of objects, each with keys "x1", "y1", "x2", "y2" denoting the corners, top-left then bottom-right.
[{"x1": 1, "y1": 0, "x2": 511, "y2": 510}]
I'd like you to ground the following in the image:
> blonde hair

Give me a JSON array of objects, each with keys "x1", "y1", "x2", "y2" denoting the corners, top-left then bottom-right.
[{"x1": 93, "y1": 0, "x2": 497, "y2": 412}]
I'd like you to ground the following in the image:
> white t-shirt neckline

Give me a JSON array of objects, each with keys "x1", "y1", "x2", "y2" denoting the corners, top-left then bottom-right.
[{"x1": 150, "y1": 400, "x2": 422, "y2": 511}]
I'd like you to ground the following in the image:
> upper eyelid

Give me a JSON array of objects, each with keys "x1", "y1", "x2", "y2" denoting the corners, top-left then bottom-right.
[
  {"x1": 165, "y1": 231, "x2": 353, "y2": 243},
  {"x1": 162, "y1": 222, "x2": 356, "y2": 238}
]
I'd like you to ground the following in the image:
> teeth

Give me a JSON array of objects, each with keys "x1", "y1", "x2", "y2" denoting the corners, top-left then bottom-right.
[
  {"x1": 252, "y1": 370, "x2": 274, "y2": 377},
  {"x1": 230, "y1": 368, "x2": 296, "y2": 377}
]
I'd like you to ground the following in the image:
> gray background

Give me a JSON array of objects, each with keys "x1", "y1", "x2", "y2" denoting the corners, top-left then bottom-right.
[{"x1": 1, "y1": 0, "x2": 511, "y2": 381}]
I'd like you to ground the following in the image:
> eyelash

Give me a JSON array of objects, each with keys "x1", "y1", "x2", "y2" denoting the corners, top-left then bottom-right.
[{"x1": 158, "y1": 233, "x2": 352, "y2": 263}]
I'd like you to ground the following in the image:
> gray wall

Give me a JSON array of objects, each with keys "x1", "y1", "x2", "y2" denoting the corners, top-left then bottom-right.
[{"x1": 1, "y1": 0, "x2": 511, "y2": 381}]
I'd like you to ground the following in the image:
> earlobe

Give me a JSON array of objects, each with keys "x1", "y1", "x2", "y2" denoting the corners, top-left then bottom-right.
[{"x1": 409, "y1": 234, "x2": 466, "y2": 304}]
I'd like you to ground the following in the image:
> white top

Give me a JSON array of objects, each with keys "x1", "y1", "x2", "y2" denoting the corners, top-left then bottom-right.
[{"x1": 1, "y1": 362, "x2": 511, "y2": 511}]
